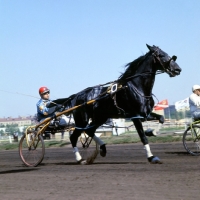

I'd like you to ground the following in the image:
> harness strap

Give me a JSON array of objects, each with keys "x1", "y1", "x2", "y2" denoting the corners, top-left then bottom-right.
[
  {"x1": 75, "y1": 124, "x2": 96, "y2": 131},
  {"x1": 112, "y1": 93, "x2": 126, "y2": 115},
  {"x1": 130, "y1": 116, "x2": 144, "y2": 119}
]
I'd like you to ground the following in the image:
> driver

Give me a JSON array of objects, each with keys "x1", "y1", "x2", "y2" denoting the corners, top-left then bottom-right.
[
  {"x1": 189, "y1": 85, "x2": 200, "y2": 121},
  {"x1": 36, "y1": 86, "x2": 71, "y2": 126}
]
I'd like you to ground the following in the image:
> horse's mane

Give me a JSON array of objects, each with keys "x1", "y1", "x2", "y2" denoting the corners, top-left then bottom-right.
[{"x1": 118, "y1": 52, "x2": 150, "y2": 80}]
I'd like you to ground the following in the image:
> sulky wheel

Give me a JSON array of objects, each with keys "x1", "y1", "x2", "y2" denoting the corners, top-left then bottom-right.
[
  {"x1": 19, "y1": 133, "x2": 45, "y2": 167},
  {"x1": 183, "y1": 125, "x2": 200, "y2": 156},
  {"x1": 77, "y1": 132, "x2": 99, "y2": 164}
]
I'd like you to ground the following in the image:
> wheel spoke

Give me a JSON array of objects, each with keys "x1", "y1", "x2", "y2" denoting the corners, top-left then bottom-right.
[
  {"x1": 183, "y1": 125, "x2": 200, "y2": 156},
  {"x1": 77, "y1": 133, "x2": 99, "y2": 164},
  {"x1": 19, "y1": 134, "x2": 45, "y2": 167}
]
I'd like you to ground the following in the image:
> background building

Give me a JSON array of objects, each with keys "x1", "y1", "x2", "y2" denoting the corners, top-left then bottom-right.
[{"x1": 0, "y1": 116, "x2": 34, "y2": 127}]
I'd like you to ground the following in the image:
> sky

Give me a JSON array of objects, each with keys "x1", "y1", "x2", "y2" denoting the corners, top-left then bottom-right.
[{"x1": 1, "y1": 0, "x2": 200, "y2": 118}]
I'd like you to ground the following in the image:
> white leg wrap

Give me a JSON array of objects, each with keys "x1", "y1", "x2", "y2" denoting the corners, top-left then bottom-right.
[
  {"x1": 93, "y1": 135, "x2": 104, "y2": 146},
  {"x1": 144, "y1": 144, "x2": 153, "y2": 158},
  {"x1": 154, "y1": 123, "x2": 162, "y2": 135},
  {"x1": 73, "y1": 147, "x2": 82, "y2": 161}
]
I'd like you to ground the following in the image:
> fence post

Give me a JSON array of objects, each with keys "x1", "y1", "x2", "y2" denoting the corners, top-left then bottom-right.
[{"x1": 9, "y1": 136, "x2": 12, "y2": 143}]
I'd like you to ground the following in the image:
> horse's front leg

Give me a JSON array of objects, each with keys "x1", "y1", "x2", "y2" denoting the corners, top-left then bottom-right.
[
  {"x1": 132, "y1": 118, "x2": 162, "y2": 164},
  {"x1": 142, "y1": 112, "x2": 164, "y2": 137}
]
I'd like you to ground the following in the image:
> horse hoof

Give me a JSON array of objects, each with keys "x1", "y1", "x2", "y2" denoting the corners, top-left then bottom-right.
[
  {"x1": 77, "y1": 159, "x2": 87, "y2": 165},
  {"x1": 148, "y1": 156, "x2": 162, "y2": 164},
  {"x1": 100, "y1": 144, "x2": 107, "y2": 157},
  {"x1": 159, "y1": 116, "x2": 165, "y2": 124},
  {"x1": 145, "y1": 129, "x2": 157, "y2": 137}
]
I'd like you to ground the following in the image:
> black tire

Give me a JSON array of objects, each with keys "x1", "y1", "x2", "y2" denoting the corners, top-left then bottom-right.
[
  {"x1": 77, "y1": 133, "x2": 98, "y2": 164},
  {"x1": 19, "y1": 134, "x2": 45, "y2": 167},
  {"x1": 183, "y1": 125, "x2": 200, "y2": 156}
]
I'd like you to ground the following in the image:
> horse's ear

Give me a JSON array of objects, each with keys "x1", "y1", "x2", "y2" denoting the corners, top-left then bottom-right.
[{"x1": 146, "y1": 44, "x2": 153, "y2": 52}]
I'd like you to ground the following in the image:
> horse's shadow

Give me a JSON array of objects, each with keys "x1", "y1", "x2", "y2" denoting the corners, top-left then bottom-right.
[
  {"x1": 0, "y1": 168, "x2": 39, "y2": 174},
  {"x1": 165, "y1": 151, "x2": 190, "y2": 155},
  {"x1": 41, "y1": 161, "x2": 147, "y2": 166}
]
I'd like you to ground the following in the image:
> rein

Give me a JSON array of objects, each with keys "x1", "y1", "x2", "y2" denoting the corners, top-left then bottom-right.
[
  {"x1": 89, "y1": 71, "x2": 159, "y2": 114},
  {"x1": 131, "y1": 84, "x2": 152, "y2": 98},
  {"x1": 92, "y1": 71, "x2": 159, "y2": 88},
  {"x1": 118, "y1": 71, "x2": 155, "y2": 82}
]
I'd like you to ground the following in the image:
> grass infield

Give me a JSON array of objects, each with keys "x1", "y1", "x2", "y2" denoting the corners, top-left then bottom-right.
[{"x1": 0, "y1": 130, "x2": 183, "y2": 151}]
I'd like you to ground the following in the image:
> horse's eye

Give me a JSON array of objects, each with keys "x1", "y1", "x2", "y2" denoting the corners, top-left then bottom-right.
[{"x1": 159, "y1": 55, "x2": 165, "y2": 58}]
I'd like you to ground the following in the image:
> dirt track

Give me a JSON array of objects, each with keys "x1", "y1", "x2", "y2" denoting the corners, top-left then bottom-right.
[{"x1": 0, "y1": 142, "x2": 200, "y2": 200}]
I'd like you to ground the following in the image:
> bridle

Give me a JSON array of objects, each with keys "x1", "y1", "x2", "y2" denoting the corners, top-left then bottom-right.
[{"x1": 152, "y1": 47, "x2": 177, "y2": 76}]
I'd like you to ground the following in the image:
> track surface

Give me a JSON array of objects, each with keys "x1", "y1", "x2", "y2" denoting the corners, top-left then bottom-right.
[{"x1": 0, "y1": 142, "x2": 199, "y2": 200}]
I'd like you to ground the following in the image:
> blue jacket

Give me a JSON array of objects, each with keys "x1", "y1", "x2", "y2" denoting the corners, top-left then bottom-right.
[{"x1": 36, "y1": 99, "x2": 56, "y2": 121}]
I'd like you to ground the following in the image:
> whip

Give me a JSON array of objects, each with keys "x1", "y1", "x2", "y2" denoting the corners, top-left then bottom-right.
[{"x1": 0, "y1": 89, "x2": 39, "y2": 99}]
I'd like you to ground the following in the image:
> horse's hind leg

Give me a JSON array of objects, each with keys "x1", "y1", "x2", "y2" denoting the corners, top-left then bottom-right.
[
  {"x1": 85, "y1": 125, "x2": 107, "y2": 157},
  {"x1": 70, "y1": 128, "x2": 87, "y2": 164},
  {"x1": 132, "y1": 118, "x2": 162, "y2": 164}
]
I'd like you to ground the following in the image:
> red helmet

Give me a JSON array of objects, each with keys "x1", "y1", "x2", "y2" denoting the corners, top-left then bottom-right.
[{"x1": 39, "y1": 86, "x2": 50, "y2": 95}]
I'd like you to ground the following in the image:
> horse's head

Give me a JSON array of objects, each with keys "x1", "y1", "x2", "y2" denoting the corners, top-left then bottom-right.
[{"x1": 146, "y1": 44, "x2": 181, "y2": 77}]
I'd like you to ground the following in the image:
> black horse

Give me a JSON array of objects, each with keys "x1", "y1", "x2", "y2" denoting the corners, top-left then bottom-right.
[{"x1": 56, "y1": 44, "x2": 181, "y2": 164}]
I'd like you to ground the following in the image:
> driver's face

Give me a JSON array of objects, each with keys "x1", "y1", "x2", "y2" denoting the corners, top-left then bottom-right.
[
  {"x1": 41, "y1": 92, "x2": 50, "y2": 100},
  {"x1": 195, "y1": 89, "x2": 200, "y2": 96}
]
